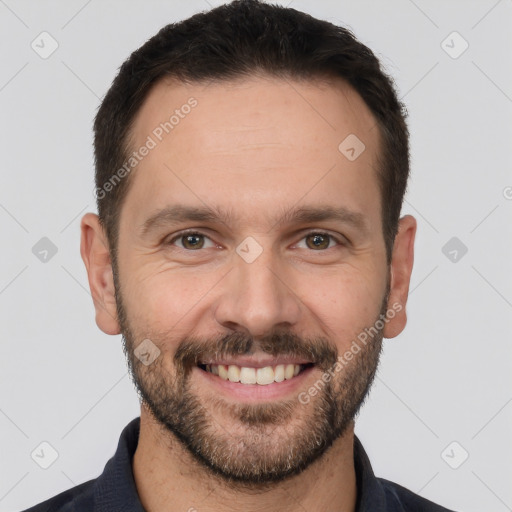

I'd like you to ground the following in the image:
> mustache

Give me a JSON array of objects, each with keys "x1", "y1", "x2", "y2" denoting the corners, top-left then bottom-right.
[{"x1": 174, "y1": 330, "x2": 339, "y2": 377}]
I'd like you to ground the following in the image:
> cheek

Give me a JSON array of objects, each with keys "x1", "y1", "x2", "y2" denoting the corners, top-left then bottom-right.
[
  {"x1": 122, "y1": 266, "x2": 221, "y2": 331},
  {"x1": 301, "y1": 268, "x2": 385, "y2": 346},
  {"x1": 119, "y1": 248, "x2": 387, "y2": 346}
]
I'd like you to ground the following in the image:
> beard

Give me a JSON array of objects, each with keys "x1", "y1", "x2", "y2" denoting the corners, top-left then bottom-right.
[{"x1": 114, "y1": 266, "x2": 389, "y2": 488}]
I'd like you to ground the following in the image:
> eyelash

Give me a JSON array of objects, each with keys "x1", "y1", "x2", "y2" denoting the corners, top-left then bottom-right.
[{"x1": 166, "y1": 229, "x2": 345, "y2": 252}]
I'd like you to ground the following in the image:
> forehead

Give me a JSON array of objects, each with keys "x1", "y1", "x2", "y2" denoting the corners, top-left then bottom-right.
[
  {"x1": 122, "y1": 74, "x2": 382, "y2": 232},
  {"x1": 131, "y1": 74, "x2": 378, "y2": 152}
]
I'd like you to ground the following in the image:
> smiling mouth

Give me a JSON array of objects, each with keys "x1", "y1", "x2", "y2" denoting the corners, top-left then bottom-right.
[{"x1": 197, "y1": 363, "x2": 315, "y2": 385}]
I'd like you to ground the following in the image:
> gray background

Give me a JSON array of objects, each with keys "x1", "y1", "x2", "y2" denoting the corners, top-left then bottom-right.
[{"x1": 1, "y1": 1, "x2": 511, "y2": 511}]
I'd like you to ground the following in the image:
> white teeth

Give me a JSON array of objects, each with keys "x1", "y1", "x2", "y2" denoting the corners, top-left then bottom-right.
[
  {"x1": 240, "y1": 367, "x2": 257, "y2": 384},
  {"x1": 284, "y1": 364, "x2": 295, "y2": 380},
  {"x1": 204, "y1": 363, "x2": 306, "y2": 385},
  {"x1": 274, "y1": 364, "x2": 285, "y2": 382},
  {"x1": 256, "y1": 366, "x2": 275, "y2": 385},
  {"x1": 227, "y1": 365, "x2": 240, "y2": 382},
  {"x1": 218, "y1": 364, "x2": 229, "y2": 380}
]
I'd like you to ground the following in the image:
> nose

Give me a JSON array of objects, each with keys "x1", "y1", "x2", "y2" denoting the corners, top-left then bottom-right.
[{"x1": 213, "y1": 244, "x2": 302, "y2": 338}]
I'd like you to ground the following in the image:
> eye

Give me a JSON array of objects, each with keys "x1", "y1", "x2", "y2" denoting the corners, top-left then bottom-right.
[
  {"x1": 165, "y1": 230, "x2": 345, "y2": 252},
  {"x1": 296, "y1": 231, "x2": 343, "y2": 251},
  {"x1": 167, "y1": 231, "x2": 216, "y2": 250}
]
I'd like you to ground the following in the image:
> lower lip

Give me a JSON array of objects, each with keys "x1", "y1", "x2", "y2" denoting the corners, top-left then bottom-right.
[{"x1": 195, "y1": 365, "x2": 315, "y2": 402}]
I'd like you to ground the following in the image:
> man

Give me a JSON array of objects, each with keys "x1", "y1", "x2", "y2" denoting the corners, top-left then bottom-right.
[{"x1": 23, "y1": 1, "x2": 455, "y2": 510}]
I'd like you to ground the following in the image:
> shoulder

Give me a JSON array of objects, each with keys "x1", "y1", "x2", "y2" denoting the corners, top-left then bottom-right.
[
  {"x1": 379, "y1": 477, "x2": 457, "y2": 512},
  {"x1": 20, "y1": 416, "x2": 142, "y2": 512},
  {"x1": 19, "y1": 478, "x2": 96, "y2": 512}
]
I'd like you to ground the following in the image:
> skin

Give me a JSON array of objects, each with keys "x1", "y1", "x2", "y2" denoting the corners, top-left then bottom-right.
[{"x1": 81, "y1": 75, "x2": 416, "y2": 512}]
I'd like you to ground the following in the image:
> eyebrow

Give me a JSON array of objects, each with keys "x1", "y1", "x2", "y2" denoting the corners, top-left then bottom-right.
[{"x1": 139, "y1": 203, "x2": 369, "y2": 237}]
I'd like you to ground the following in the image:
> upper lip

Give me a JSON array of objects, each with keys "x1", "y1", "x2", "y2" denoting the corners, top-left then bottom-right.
[{"x1": 199, "y1": 355, "x2": 313, "y2": 369}]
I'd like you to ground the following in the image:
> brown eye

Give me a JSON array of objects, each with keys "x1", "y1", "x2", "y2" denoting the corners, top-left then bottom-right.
[
  {"x1": 296, "y1": 232, "x2": 344, "y2": 251},
  {"x1": 181, "y1": 233, "x2": 204, "y2": 250},
  {"x1": 305, "y1": 233, "x2": 335, "y2": 250},
  {"x1": 168, "y1": 231, "x2": 215, "y2": 250}
]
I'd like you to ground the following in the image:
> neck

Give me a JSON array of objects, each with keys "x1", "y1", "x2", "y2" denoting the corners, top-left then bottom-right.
[{"x1": 132, "y1": 404, "x2": 358, "y2": 512}]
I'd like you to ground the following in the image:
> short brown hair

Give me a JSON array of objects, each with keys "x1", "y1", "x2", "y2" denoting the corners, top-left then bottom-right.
[{"x1": 93, "y1": 0, "x2": 409, "y2": 264}]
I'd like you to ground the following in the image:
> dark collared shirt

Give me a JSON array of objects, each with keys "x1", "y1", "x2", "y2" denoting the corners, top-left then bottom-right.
[{"x1": 22, "y1": 416, "x2": 455, "y2": 512}]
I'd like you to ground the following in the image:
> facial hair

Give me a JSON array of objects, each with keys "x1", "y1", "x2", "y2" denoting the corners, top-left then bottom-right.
[{"x1": 114, "y1": 265, "x2": 389, "y2": 488}]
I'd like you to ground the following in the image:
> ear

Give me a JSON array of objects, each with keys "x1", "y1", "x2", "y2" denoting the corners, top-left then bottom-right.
[
  {"x1": 80, "y1": 213, "x2": 121, "y2": 335},
  {"x1": 383, "y1": 215, "x2": 417, "y2": 339}
]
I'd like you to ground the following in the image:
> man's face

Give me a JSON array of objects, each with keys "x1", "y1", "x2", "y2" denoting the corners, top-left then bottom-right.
[{"x1": 107, "y1": 76, "x2": 393, "y2": 484}]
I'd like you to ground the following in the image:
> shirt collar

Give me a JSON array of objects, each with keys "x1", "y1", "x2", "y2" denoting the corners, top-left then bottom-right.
[
  {"x1": 94, "y1": 417, "x2": 145, "y2": 512},
  {"x1": 353, "y1": 434, "x2": 389, "y2": 510},
  {"x1": 93, "y1": 416, "x2": 388, "y2": 511}
]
